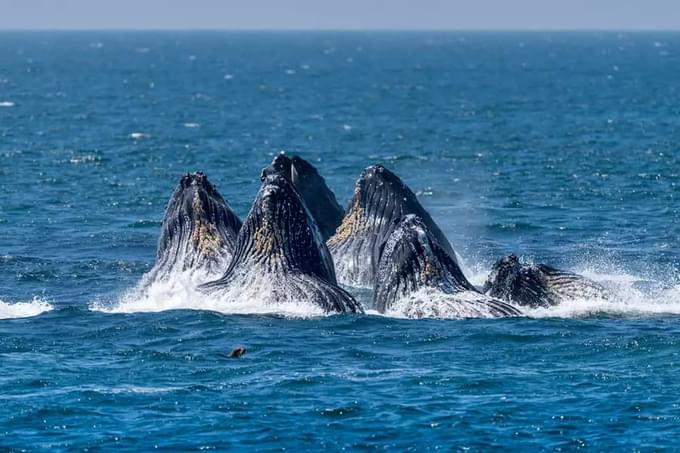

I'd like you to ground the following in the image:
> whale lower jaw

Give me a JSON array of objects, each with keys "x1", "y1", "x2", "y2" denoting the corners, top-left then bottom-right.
[
  {"x1": 382, "y1": 287, "x2": 522, "y2": 319},
  {"x1": 201, "y1": 267, "x2": 364, "y2": 314},
  {"x1": 141, "y1": 241, "x2": 232, "y2": 289},
  {"x1": 328, "y1": 231, "x2": 376, "y2": 288}
]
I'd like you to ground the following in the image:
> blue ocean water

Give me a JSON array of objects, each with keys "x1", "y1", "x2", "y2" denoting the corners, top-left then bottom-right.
[{"x1": 1, "y1": 31, "x2": 679, "y2": 450}]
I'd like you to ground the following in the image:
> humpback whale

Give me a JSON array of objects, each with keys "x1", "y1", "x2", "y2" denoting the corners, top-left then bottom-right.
[
  {"x1": 261, "y1": 153, "x2": 344, "y2": 241},
  {"x1": 328, "y1": 165, "x2": 457, "y2": 287},
  {"x1": 482, "y1": 254, "x2": 610, "y2": 308},
  {"x1": 143, "y1": 172, "x2": 241, "y2": 284},
  {"x1": 201, "y1": 173, "x2": 362, "y2": 314},
  {"x1": 373, "y1": 215, "x2": 521, "y2": 318}
]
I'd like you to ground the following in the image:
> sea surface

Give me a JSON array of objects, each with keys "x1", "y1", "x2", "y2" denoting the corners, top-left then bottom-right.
[{"x1": 1, "y1": 31, "x2": 679, "y2": 450}]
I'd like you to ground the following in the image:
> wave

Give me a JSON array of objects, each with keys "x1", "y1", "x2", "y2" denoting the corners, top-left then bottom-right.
[{"x1": 0, "y1": 298, "x2": 53, "y2": 320}]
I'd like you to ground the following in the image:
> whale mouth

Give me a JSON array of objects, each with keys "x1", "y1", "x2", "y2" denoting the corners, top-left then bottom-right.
[
  {"x1": 329, "y1": 164, "x2": 459, "y2": 288},
  {"x1": 260, "y1": 153, "x2": 344, "y2": 241},
  {"x1": 153, "y1": 172, "x2": 241, "y2": 278},
  {"x1": 373, "y1": 215, "x2": 519, "y2": 318},
  {"x1": 199, "y1": 171, "x2": 358, "y2": 313}
]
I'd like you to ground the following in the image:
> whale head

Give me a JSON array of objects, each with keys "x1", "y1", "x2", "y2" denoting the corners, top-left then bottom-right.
[
  {"x1": 155, "y1": 172, "x2": 241, "y2": 274},
  {"x1": 373, "y1": 214, "x2": 474, "y2": 312},
  {"x1": 481, "y1": 254, "x2": 522, "y2": 297},
  {"x1": 261, "y1": 152, "x2": 344, "y2": 240},
  {"x1": 219, "y1": 172, "x2": 337, "y2": 283},
  {"x1": 328, "y1": 164, "x2": 458, "y2": 287}
]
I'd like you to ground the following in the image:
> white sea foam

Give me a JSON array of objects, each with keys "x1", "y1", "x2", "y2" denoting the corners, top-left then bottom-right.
[
  {"x1": 183, "y1": 122, "x2": 200, "y2": 128},
  {"x1": 0, "y1": 298, "x2": 53, "y2": 320},
  {"x1": 90, "y1": 269, "x2": 327, "y2": 318},
  {"x1": 475, "y1": 260, "x2": 680, "y2": 319},
  {"x1": 93, "y1": 252, "x2": 680, "y2": 320},
  {"x1": 0, "y1": 101, "x2": 15, "y2": 107},
  {"x1": 521, "y1": 268, "x2": 680, "y2": 318},
  {"x1": 129, "y1": 132, "x2": 150, "y2": 140},
  {"x1": 383, "y1": 287, "x2": 516, "y2": 319}
]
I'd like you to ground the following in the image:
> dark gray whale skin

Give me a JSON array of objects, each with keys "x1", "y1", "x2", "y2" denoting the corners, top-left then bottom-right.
[
  {"x1": 372, "y1": 215, "x2": 521, "y2": 318},
  {"x1": 261, "y1": 153, "x2": 344, "y2": 241},
  {"x1": 327, "y1": 164, "x2": 458, "y2": 287},
  {"x1": 201, "y1": 173, "x2": 362, "y2": 314},
  {"x1": 482, "y1": 254, "x2": 610, "y2": 308},
  {"x1": 144, "y1": 172, "x2": 242, "y2": 283}
]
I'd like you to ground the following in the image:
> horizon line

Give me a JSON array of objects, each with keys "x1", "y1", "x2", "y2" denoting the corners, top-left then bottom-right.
[{"x1": 1, "y1": 27, "x2": 680, "y2": 33}]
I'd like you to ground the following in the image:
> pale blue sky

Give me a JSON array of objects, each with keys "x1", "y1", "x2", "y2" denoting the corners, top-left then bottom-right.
[{"x1": 1, "y1": 0, "x2": 679, "y2": 30}]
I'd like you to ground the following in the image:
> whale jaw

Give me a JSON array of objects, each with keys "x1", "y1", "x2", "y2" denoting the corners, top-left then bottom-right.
[
  {"x1": 328, "y1": 165, "x2": 458, "y2": 288},
  {"x1": 201, "y1": 173, "x2": 362, "y2": 314},
  {"x1": 150, "y1": 172, "x2": 241, "y2": 282},
  {"x1": 262, "y1": 153, "x2": 345, "y2": 241},
  {"x1": 373, "y1": 215, "x2": 521, "y2": 319}
]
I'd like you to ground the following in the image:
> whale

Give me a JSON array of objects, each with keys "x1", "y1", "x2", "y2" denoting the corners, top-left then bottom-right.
[
  {"x1": 142, "y1": 172, "x2": 242, "y2": 285},
  {"x1": 261, "y1": 153, "x2": 344, "y2": 241},
  {"x1": 482, "y1": 254, "x2": 610, "y2": 308},
  {"x1": 327, "y1": 164, "x2": 457, "y2": 288},
  {"x1": 200, "y1": 173, "x2": 363, "y2": 314},
  {"x1": 372, "y1": 214, "x2": 521, "y2": 318}
]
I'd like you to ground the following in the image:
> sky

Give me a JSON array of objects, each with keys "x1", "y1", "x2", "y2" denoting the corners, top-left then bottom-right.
[{"x1": 1, "y1": 0, "x2": 679, "y2": 31}]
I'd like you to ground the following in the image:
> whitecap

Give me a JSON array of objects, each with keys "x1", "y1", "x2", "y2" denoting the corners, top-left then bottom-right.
[
  {"x1": 0, "y1": 101, "x2": 15, "y2": 107},
  {"x1": 129, "y1": 132, "x2": 150, "y2": 140},
  {"x1": 183, "y1": 122, "x2": 200, "y2": 128},
  {"x1": 68, "y1": 154, "x2": 101, "y2": 164},
  {"x1": 0, "y1": 298, "x2": 53, "y2": 320}
]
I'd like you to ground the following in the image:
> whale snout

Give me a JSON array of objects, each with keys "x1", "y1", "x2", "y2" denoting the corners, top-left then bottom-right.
[
  {"x1": 261, "y1": 153, "x2": 293, "y2": 181},
  {"x1": 180, "y1": 171, "x2": 210, "y2": 189}
]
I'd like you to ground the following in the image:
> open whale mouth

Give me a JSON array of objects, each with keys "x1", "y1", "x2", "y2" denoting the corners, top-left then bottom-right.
[
  {"x1": 155, "y1": 172, "x2": 241, "y2": 271},
  {"x1": 260, "y1": 153, "x2": 344, "y2": 241}
]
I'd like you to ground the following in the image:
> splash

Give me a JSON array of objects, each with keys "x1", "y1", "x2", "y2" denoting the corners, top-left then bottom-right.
[
  {"x1": 0, "y1": 298, "x2": 53, "y2": 320},
  {"x1": 89, "y1": 269, "x2": 327, "y2": 318},
  {"x1": 469, "y1": 259, "x2": 680, "y2": 318},
  {"x1": 382, "y1": 287, "x2": 520, "y2": 319},
  {"x1": 523, "y1": 269, "x2": 680, "y2": 318}
]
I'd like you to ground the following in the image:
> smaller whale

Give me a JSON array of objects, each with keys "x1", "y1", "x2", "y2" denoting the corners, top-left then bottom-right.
[
  {"x1": 201, "y1": 173, "x2": 362, "y2": 314},
  {"x1": 143, "y1": 172, "x2": 242, "y2": 284},
  {"x1": 328, "y1": 164, "x2": 458, "y2": 288},
  {"x1": 373, "y1": 215, "x2": 521, "y2": 318},
  {"x1": 261, "y1": 153, "x2": 344, "y2": 241},
  {"x1": 482, "y1": 254, "x2": 610, "y2": 308}
]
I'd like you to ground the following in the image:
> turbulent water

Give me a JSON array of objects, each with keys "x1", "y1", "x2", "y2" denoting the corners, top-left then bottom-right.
[{"x1": 1, "y1": 31, "x2": 679, "y2": 450}]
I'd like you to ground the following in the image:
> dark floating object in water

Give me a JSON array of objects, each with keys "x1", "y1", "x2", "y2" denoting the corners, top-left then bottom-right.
[
  {"x1": 228, "y1": 347, "x2": 247, "y2": 358},
  {"x1": 142, "y1": 171, "x2": 242, "y2": 285},
  {"x1": 261, "y1": 152, "x2": 345, "y2": 241},
  {"x1": 328, "y1": 164, "x2": 457, "y2": 287},
  {"x1": 373, "y1": 214, "x2": 521, "y2": 318},
  {"x1": 482, "y1": 254, "x2": 610, "y2": 308}
]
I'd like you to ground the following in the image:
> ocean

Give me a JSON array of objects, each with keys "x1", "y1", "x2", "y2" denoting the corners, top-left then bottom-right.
[{"x1": 1, "y1": 31, "x2": 679, "y2": 450}]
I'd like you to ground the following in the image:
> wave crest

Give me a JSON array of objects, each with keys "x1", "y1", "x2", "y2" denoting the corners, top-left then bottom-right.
[{"x1": 0, "y1": 298, "x2": 53, "y2": 320}]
